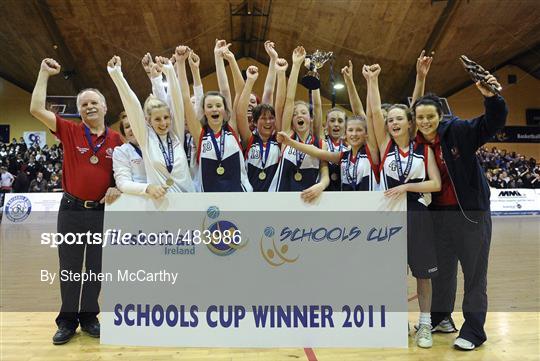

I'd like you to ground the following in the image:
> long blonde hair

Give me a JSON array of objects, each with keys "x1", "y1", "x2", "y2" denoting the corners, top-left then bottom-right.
[{"x1": 143, "y1": 94, "x2": 169, "y2": 119}]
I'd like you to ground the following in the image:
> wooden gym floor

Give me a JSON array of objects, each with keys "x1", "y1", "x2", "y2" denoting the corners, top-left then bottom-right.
[{"x1": 1, "y1": 217, "x2": 538, "y2": 361}]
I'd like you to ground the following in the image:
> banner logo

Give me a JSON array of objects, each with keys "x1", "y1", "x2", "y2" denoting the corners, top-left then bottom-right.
[
  {"x1": 203, "y1": 206, "x2": 247, "y2": 256},
  {"x1": 5, "y1": 195, "x2": 32, "y2": 222},
  {"x1": 498, "y1": 190, "x2": 522, "y2": 197},
  {"x1": 260, "y1": 226, "x2": 299, "y2": 267}
]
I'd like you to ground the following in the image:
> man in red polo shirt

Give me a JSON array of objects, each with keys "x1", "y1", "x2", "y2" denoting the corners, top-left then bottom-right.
[{"x1": 30, "y1": 58, "x2": 123, "y2": 345}]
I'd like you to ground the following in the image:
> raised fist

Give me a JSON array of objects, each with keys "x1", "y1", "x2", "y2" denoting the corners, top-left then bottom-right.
[
  {"x1": 188, "y1": 51, "x2": 200, "y2": 68},
  {"x1": 292, "y1": 46, "x2": 306, "y2": 65},
  {"x1": 246, "y1": 65, "x2": 259, "y2": 80},
  {"x1": 107, "y1": 55, "x2": 121, "y2": 69},
  {"x1": 175, "y1": 45, "x2": 190, "y2": 62},
  {"x1": 40, "y1": 58, "x2": 61, "y2": 76},
  {"x1": 275, "y1": 58, "x2": 288, "y2": 72},
  {"x1": 141, "y1": 53, "x2": 154, "y2": 74}
]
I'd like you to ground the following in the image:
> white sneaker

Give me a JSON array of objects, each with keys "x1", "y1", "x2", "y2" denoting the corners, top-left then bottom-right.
[
  {"x1": 415, "y1": 324, "x2": 433, "y2": 348},
  {"x1": 454, "y1": 337, "x2": 475, "y2": 351}
]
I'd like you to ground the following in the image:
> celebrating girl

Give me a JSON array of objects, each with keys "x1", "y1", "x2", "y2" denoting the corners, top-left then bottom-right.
[
  {"x1": 108, "y1": 55, "x2": 194, "y2": 193},
  {"x1": 366, "y1": 64, "x2": 441, "y2": 348},
  {"x1": 175, "y1": 45, "x2": 252, "y2": 192},
  {"x1": 270, "y1": 46, "x2": 329, "y2": 202}
]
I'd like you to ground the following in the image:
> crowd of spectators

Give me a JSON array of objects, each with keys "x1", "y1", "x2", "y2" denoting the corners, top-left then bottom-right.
[
  {"x1": 0, "y1": 137, "x2": 63, "y2": 196},
  {"x1": 1, "y1": 140, "x2": 539, "y2": 197},
  {"x1": 477, "y1": 146, "x2": 540, "y2": 189}
]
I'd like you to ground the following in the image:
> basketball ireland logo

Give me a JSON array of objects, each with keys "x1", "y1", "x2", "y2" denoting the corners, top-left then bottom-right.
[
  {"x1": 202, "y1": 206, "x2": 247, "y2": 256},
  {"x1": 5, "y1": 195, "x2": 32, "y2": 222}
]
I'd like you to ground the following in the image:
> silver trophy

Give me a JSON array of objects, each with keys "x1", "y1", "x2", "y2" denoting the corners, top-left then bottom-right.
[{"x1": 301, "y1": 50, "x2": 334, "y2": 90}]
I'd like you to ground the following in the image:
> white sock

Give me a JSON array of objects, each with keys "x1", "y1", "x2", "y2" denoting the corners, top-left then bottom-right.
[{"x1": 419, "y1": 312, "x2": 431, "y2": 326}]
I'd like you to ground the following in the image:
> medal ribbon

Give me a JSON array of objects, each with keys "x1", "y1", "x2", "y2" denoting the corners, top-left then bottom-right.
[
  {"x1": 130, "y1": 142, "x2": 142, "y2": 158},
  {"x1": 327, "y1": 137, "x2": 343, "y2": 153},
  {"x1": 295, "y1": 133, "x2": 312, "y2": 170},
  {"x1": 394, "y1": 141, "x2": 414, "y2": 183},
  {"x1": 84, "y1": 124, "x2": 108, "y2": 157},
  {"x1": 184, "y1": 133, "x2": 192, "y2": 165},
  {"x1": 345, "y1": 150, "x2": 360, "y2": 191},
  {"x1": 257, "y1": 135, "x2": 271, "y2": 170},
  {"x1": 156, "y1": 132, "x2": 174, "y2": 173},
  {"x1": 208, "y1": 125, "x2": 226, "y2": 165}
]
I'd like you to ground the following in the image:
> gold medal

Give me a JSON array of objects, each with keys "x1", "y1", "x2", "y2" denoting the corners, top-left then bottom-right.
[
  {"x1": 259, "y1": 171, "x2": 266, "y2": 181},
  {"x1": 89, "y1": 155, "x2": 99, "y2": 164},
  {"x1": 166, "y1": 178, "x2": 174, "y2": 187},
  {"x1": 216, "y1": 165, "x2": 225, "y2": 176},
  {"x1": 294, "y1": 171, "x2": 303, "y2": 182},
  {"x1": 331, "y1": 173, "x2": 338, "y2": 181}
]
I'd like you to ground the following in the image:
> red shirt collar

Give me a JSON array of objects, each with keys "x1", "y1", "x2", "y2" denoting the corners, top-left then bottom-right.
[{"x1": 415, "y1": 132, "x2": 439, "y2": 146}]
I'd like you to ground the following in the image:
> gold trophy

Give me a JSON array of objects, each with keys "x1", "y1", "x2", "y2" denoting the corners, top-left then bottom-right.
[{"x1": 301, "y1": 50, "x2": 334, "y2": 90}]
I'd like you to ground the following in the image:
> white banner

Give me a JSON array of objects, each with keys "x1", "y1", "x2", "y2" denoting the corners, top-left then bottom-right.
[
  {"x1": 490, "y1": 188, "x2": 540, "y2": 216},
  {"x1": 23, "y1": 131, "x2": 47, "y2": 148},
  {"x1": 101, "y1": 192, "x2": 408, "y2": 348}
]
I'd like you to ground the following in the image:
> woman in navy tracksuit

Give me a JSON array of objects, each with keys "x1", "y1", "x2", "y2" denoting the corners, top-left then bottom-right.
[{"x1": 413, "y1": 73, "x2": 507, "y2": 350}]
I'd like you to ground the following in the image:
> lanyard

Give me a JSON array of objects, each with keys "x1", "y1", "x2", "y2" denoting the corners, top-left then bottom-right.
[
  {"x1": 295, "y1": 133, "x2": 313, "y2": 169},
  {"x1": 156, "y1": 132, "x2": 174, "y2": 173},
  {"x1": 344, "y1": 150, "x2": 360, "y2": 191},
  {"x1": 184, "y1": 133, "x2": 192, "y2": 165},
  {"x1": 327, "y1": 137, "x2": 343, "y2": 153},
  {"x1": 257, "y1": 135, "x2": 271, "y2": 170},
  {"x1": 208, "y1": 125, "x2": 226, "y2": 164},
  {"x1": 130, "y1": 142, "x2": 142, "y2": 158},
  {"x1": 394, "y1": 141, "x2": 414, "y2": 183},
  {"x1": 84, "y1": 124, "x2": 108, "y2": 156}
]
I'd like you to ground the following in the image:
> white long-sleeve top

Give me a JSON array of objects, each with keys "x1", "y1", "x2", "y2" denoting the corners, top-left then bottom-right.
[
  {"x1": 108, "y1": 63, "x2": 195, "y2": 193},
  {"x1": 113, "y1": 143, "x2": 148, "y2": 195},
  {"x1": 151, "y1": 74, "x2": 201, "y2": 188}
]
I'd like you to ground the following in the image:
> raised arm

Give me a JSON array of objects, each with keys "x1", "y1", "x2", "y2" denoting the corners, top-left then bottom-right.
[
  {"x1": 411, "y1": 50, "x2": 433, "y2": 105},
  {"x1": 159, "y1": 57, "x2": 185, "y2": 142},
  {"x1": 237, "y1": 66, "x2": 259, "y2": 148},
  {"x1": 274, "y1": 58, "x2": 289, "y2": 132},
  {"x1": 342, "y1": 60, "x2": 366, "y2": 118},
  {"x1": 468, "y1": 74, "x2": 507, "y2": 148},
  {"x1": 276, "y1": 131, "x2": 340, "y2": 163},
  {"x1": 214, "y1": 39, "x2": 233, "y2": 114},
  {"x1": 107, "y1": 56, "x2": 147, "y2": 148},
  {"x1": 364, "y1": 64, "x2": 389, "y2": 154},
  {"x1": 188, "y1": 51, "x2": 204, "y2": 120},
  {"x1": 30, "y1": 59, "x2": 61, "y2": 132},
  {"x1": 360, "y1": 64, "x2": 379, "y2": 165},
  {"x1": 222, "y1": 48, "x2": 245, "y2": 133},
  {"x1": 312, "y1": 88, "x2": 323, "y2": 139},
  {"x1": 282, "y1": 46, "x2": 306, "y2": 135},
  {"x1": 175, "y1": 46, "x2": 203, "y2": 145},
  {"x1": 262, "y1": 40, "x2": 278, "y2": 105}
]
